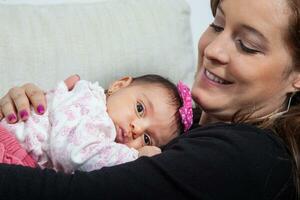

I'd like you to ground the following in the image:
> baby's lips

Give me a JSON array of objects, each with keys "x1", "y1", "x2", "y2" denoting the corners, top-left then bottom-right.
[{"x1": 115, "y1": 126, "x2": 124, "y2": 143}]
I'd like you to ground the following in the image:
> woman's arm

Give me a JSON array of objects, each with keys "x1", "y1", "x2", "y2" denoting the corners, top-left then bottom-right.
[
  {"x1": 0, "y1": 149, "x2": 192, "y2": 200},
  {"x1": 0, "y1": 124, "x2": 293, "y2": 200},
  {"x1": 0, "y1": 75, "x2": 80, "y2": 123}
]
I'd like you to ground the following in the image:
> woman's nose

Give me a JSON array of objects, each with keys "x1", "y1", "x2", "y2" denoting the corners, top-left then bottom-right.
[{"x1": 203, "y1": 33, "x2": 230, "y2": 65}]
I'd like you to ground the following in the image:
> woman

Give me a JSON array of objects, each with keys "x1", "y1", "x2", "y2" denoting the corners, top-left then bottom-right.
[{"x1": 0, "y1": 0, "x2": 298, "y2": 199}]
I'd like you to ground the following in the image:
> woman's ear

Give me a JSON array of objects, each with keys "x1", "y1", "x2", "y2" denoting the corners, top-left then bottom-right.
[
  {"x1": 108, "y1": 76, "x2": 133, "y2": 94},
  {"x1": 292, "y1": 73, "x2": 300, "y2": 91}
]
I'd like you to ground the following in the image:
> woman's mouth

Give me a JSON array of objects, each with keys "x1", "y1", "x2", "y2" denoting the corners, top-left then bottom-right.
[{"x1": 204, "y1": 69, "x2": 233, "y2": 85}]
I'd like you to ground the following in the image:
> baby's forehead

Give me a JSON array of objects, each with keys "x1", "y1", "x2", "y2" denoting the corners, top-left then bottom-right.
[
  {"x1": 142, "y1": 83, "x2": 180, "y2": 111},
  {"x1": 134, "y1": 81, "x2": 168, "y2": 90},
  {"x1": 136, "y1": 82, "x2": 177, "y2": 99}
]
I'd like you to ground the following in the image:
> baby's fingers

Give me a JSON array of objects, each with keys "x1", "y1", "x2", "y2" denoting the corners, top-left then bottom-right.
[{"x1": 64, "y1": 74, "x2": 80, "y2": 91}]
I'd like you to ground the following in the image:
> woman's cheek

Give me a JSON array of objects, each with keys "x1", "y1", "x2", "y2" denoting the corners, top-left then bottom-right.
[{"x1": 198, "y1": 29, "x2": 213, "y2": 65}]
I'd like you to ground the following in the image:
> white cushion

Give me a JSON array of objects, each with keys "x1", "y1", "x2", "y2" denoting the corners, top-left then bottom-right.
[
  {"x1": 0, "y1": 0, "x2": 195, "y2": 95},
  {"x1": 0, "y1": 0, "x2": 108, "y2": 4}
]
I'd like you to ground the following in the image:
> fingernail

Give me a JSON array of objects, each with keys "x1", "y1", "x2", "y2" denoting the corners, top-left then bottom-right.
[
  {"x1": 20, "y1": 110, "x2": 29, "y2": 120},
  {"x1": 7, "y1": 114, "x2": 17, "y2": 122},
  {"x1": 37, "y1": 105, "x2": 45, "y2": 114}
]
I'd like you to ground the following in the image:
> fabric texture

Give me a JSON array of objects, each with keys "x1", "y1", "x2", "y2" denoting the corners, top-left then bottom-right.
[
  {"x1": 0, "y1": 123, "x2": 295, "y2": 199},
  {"x1": 0, "y1": 125, "x2": 36, "y2": 167},
  {"x1": 0, "y1": 80, "x2": 138, "y2": 173},
  {"x1": 0, "y1": 0, "x2": 195, "y2": 96}
]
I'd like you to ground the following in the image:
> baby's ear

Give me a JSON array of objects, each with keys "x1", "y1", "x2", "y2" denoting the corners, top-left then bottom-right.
[{"x1": 108, "y1": 76, "x2": 133, "y2": 94}]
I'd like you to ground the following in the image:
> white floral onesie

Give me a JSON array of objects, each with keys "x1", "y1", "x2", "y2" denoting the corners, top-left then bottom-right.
[{"x1": 0, "y1": 80, "x2": 138, "y2": 173}]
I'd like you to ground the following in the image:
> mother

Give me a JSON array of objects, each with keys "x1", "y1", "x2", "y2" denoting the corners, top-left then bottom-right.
[{"x1": 0, "y1": 0, "x2": 298, "y2": 199}]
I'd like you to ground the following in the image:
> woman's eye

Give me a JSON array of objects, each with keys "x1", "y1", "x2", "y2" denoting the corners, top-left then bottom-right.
[
  {"x1": 209, "y1": 23, "x2": 224, "y2": 32},
  {"x1": 136, "y1": 102, "x2": 145, "y2": 117},
  {"x1": 237, "y1": 40, "x2": 260, "y2": 54},
  {"x1": 143, "y1": 134, "x2": 152, "y2": 145}
]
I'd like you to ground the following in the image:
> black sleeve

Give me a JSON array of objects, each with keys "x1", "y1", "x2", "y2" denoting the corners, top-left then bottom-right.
[{"x1": 0, "y1": 123, "x2": 294, "y2": 200}]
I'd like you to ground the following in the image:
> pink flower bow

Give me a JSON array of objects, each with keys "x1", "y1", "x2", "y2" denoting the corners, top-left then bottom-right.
[{"x1": 177, "y1": 81, "x2": 193, "y2": 133}]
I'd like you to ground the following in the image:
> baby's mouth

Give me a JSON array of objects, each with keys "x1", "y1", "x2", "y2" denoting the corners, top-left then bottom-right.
[
  {"x1": 204, "y1": 69, "x2": 233, "y2": 85},
  {"x1": 115, "y1": 125, "x2": 125, "y2": 143}
]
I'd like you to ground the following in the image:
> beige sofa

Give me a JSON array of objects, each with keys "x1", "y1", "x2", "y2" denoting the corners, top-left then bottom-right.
[{"x1": 0, "y1": 0, "x2": 195, "y2": 95}]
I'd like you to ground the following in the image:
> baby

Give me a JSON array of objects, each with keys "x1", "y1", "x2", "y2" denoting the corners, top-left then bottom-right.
[{"x1": 0, "y1": 74, "x2": 193, "y2": 173}]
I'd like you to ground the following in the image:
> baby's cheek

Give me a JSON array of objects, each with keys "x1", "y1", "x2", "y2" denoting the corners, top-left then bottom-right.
[{"x1": 125, "y1": 136, "x2": 144, "y2": 149}]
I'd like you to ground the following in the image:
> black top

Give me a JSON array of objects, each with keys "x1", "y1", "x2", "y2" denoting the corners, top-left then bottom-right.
[{"x1": 0, "y1": 123, "x2": 295, "y2": 200}]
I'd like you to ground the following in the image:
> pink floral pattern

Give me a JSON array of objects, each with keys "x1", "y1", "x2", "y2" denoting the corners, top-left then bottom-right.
[{"x1": 0, "y1": 80, "x2": 138, "y2": 173}]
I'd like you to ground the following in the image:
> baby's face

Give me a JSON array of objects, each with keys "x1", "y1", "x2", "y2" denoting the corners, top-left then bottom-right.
[{"x1": 106, "y1": 83, "x2": 179, "y2": 149}]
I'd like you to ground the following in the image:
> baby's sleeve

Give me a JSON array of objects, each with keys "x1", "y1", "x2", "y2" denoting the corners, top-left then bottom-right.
[
  {"x1": 70, "y1": 115, "x2": 139, "y2": 172},
  {"x1": 70, "y1": 139, "x2": 139, "y2": 172},
  {"x1": 46, "y1": 81, "x2": 69, "y2": 109},
  {"x1": 51, "y1": 114, "x2": 139, "y2": 172},
  {"x1": 50, "y1": 111, "x2": 139, "y2": 173}
]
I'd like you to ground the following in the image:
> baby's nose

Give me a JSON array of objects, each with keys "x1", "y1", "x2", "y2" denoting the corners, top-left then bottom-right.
[{"x1": 130, "y1": 120, "x2": 146, "y2": 138}]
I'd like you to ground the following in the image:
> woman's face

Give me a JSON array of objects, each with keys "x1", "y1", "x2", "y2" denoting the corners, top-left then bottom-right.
[{"x1": 192, "y1": 0, "x2": 300, "y2": 122}]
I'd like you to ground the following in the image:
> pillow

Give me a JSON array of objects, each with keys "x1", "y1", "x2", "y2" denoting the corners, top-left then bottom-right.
[{"x1": 0, "y1": 0, "x2": 195, "y2": 95}]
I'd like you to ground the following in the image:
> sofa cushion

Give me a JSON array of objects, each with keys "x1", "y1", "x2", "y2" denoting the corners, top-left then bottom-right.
[{"x1": 0, "y1": 0, "x2": 195, "y2": 95}]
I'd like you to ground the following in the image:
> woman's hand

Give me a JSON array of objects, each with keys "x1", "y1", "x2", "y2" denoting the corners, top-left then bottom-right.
[{"x1": 0, "y1": 74, "x2": 80, "y2": 123}]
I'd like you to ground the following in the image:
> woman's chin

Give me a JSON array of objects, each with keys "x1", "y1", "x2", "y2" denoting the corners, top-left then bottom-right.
[
  {"x1": 192, "y1": 87, "x2": 220, "y2": 109},
  {"x1": 193, "y1": 95, "x2": 217, "y2": 112},
  {"x1": 192, "y1": 88, "x2": 233, "y2": 119}
]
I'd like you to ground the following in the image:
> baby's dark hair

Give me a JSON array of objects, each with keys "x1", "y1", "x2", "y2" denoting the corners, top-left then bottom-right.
[{"x1": 131, "y1": 74, "x2": 184, "y2": 135}]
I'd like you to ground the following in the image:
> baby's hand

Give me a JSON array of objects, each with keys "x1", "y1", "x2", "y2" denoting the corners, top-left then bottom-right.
[{"x1": 138, "y1": 146, "x2": 161, "y2": 157}]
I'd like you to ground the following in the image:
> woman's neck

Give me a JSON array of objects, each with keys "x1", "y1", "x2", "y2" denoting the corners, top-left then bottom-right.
[
  {"x1": 199, "y1": 105, "x2": 284, "y2": 126},
  {"x1": 199, "y1": 112, "x2": 225, "y2": 125}
]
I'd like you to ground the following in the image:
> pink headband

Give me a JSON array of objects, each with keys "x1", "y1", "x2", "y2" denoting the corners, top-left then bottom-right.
[{"x1": 177, "y1": 81, "x2": 193, "y2": 133}]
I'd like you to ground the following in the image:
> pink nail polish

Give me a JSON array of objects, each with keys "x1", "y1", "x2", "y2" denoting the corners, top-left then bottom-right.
[
  {"x1": 7, "y1": 114, "x2": 16, "y2": 122},
  {"x1": 20, "y1": 110, "x2": 28, "y2": 119},
  {"x1": 37, "y1": 105, "x2": 45, "y2": 114}
]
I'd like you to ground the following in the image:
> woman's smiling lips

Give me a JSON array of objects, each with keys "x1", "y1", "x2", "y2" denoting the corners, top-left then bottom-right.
[{"x1": 202, "y1": 68, "x2": 234, "y2": 86}]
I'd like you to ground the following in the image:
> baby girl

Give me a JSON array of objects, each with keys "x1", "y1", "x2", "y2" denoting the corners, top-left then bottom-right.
[{"x1": 0, "y1": 74, "x2": 193, "y2": 173}]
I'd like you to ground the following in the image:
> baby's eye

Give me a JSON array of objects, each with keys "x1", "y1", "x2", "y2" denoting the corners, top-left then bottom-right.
[
  {"x1": 143, "y1": 134, "x2": 152, "y2": 146},
  {"x1": 136, "y1": 102, "x2": 145, "y2": 117}
]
